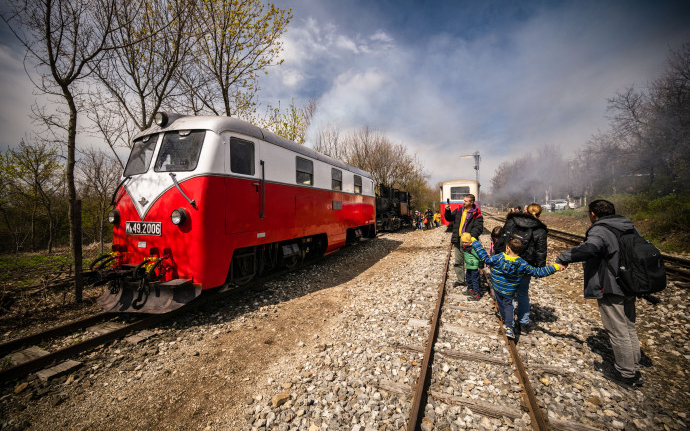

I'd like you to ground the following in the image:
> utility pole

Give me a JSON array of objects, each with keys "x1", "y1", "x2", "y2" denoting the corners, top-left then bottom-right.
[{"x1": 460, "y1": 151, "x2": 481, "y2": 200}]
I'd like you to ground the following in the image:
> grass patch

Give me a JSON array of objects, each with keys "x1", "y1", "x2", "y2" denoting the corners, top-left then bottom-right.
[
  {"x1": 0, "y1": 253, "x2": 72, "y2": 284},
  {"x1": 602, "y1": 193, "x2": 690, "y2": 254}
]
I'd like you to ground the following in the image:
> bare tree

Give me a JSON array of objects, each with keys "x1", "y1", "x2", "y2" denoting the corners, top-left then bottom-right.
[
  {"x1": 312, "y1": 123, "x2": 344, "y2": 159},
  {"x1": 88, "y1": 0, "x2": 195, "y2": 148},
  {"x1": 179, "y1": 0, "x2": 291, "y2": 117},
  {"x1": 2, "y1": 0, "x2": 140, "y2": 301},
  {"x1": 607, "y1": 87, "x2": 659, "y2": 186},
  {"x1": 6, "y1": 139, "x2": 63, "y2": 253},
  {"x1": 78, "y1": 148, "x2": 122, "y2": 254},
  {"x1": 0, "y1": 150, "x2": 26, "y2": 253},
  {"x1": 341, "y1": 126, "x2": 428, "y2": 198}
]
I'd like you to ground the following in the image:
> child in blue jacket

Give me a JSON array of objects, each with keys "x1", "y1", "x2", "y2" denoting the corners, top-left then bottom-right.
[{"x1": 471, "y1": 237, "x2": 564, "y2": 338}]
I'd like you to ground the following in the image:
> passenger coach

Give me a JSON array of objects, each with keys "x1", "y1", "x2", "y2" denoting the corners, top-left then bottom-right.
[
  {"x1": 97, "y1": 113, "x2": 376, "y2": 313},
  {"x1": 439, "y1": 179, "x2": 481, "y2": 225}
]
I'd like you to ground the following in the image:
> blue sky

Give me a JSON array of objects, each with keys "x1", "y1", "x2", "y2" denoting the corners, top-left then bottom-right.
[{"x1": 1, "y1": 0, "x2": 689, "y2": 190}]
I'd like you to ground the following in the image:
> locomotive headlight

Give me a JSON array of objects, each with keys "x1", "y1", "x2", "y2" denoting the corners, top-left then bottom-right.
[
  {"x1": 154, "y1": 112, "x2": 169, "y2": 127},
  {"x1": 171, "y1": 208, "x2": 187, "y2": 225},
  {"x1": 107, "y1": 209, "x2": 120, "y2": 224}
]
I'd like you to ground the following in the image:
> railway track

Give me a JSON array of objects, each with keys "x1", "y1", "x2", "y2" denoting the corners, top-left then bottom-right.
[
  {"x1": 0, "y1": 248, "x2": 342, "y2": 386},
  {"x1": 485, "y1": 213, "x2": 690, "y2": 283},
  {"x1": 402, "y1": 243, "x2": 565, "y2": 430}
]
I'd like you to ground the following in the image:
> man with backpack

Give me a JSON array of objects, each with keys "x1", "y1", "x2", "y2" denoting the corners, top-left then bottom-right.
[{"x1": 555, "y1": 199, "x2": 663, "y2": 388}]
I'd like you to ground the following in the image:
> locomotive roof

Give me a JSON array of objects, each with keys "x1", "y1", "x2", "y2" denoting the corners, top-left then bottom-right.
[
  {"x1": 441, "y1": 179, "x2": 480, "y2": 186},
  {"x1": 133, "y1": 115, "x2": 372, "y2": 179}
]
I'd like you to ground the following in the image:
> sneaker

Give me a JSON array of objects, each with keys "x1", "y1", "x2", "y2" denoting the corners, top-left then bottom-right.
[
  {"x1": 504, "y1": 326, "x2": 515, "y2": 339},
  {"x1": 518, "y1": 322, "x2": 532, "y2": 334},
  {"x1": 603, "y1": 368, "x2": 643, "y2": 389},
  {"x1": 462, "y1": 288, "x2": 473, "y2": 296},
  {"x1": 453, "y1": 281, "x2": 464, "y2": 287},
  {"x1": 468, "y1": 294, "x2": 481, "y2": 301}
]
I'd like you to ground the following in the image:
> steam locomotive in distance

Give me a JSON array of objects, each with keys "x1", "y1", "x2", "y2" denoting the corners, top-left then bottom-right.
[
  {"x1": 375, "y1": 184, "x2": 411, "y2": 232},
  {"x1": 93, "y1": 113, "x2": 376, "y2": 313}
]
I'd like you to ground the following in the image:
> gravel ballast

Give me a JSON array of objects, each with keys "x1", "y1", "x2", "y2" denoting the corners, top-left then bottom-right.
[{"x1": 1, "y1": 220, "x2": 688, "y2": 430}]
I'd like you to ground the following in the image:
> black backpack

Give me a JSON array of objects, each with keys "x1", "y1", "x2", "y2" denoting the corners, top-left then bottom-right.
[
  {"x1": 495, "y1": 224, "x2": 533, "y2": 254},
  {"x1": 602, "y1": 226, "x2": 666, "y2": 295}
]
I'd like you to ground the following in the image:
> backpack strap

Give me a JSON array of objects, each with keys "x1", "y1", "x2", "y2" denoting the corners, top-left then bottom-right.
[{"x1": 598, "y1": 223, "x2": 636, "y2": 289}]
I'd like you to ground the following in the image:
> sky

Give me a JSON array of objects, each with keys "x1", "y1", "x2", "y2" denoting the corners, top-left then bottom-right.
[{"x1": 1, "y1": 0, "x2": 690, "y2": 191}]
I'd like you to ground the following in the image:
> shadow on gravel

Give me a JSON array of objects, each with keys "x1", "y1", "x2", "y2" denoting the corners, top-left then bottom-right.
[
  {"x1": 169, "y1": 236, "x2": 405, "y2": 330},
  {"x1": 586, "y1": 328, "x2": 654, "y2": 368},
  {"x1": 515, "y1": 304, "x2": 586, "y2": 344}
]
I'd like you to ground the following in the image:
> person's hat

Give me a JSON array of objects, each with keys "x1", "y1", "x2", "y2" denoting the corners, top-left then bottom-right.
[{"x1": 461, "y1": 232, "x2": 472, "y2": 242}]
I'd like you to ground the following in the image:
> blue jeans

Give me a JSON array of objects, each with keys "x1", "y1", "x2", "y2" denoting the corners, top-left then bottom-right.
[
  {"x1": 494, "y1": 291, "x2": 514, "y2": 328},
  {"x1": 466, "y1": 269, "x2": 480, "y2": 295},
  {"x1": 514, "y1": 275, "x2": 531, "y2": 325}
]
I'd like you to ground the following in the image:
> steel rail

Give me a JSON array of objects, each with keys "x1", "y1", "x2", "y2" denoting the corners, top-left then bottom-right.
[
  {"x1": 0, "y1": 313, "x2": 110, "y2": 357},
  {"x1": 0, "y1": 314, "x2": 155, "y2": 385},
  {"x1": 0, "y1": 246, "x2": 343, "y2": 386},
  {"x1": 407, "y1": 242, "x2": 453, "y2": 431},
  {"x1": 483, "y1": 272, "x2": 549, "y2": 431}
]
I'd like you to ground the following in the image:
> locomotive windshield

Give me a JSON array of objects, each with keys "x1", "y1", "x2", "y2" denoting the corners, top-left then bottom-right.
[
  {"x1": 123, "y1": 133, "x2": 159, "y2": 176},
  {"x1": 154, "y1": 130, "x2": 206, "y2": 172}
]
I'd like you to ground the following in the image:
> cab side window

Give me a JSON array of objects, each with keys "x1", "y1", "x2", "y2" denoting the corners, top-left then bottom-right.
[
  {"x1": 354, "y1": 175, "x2": 362, "y2": 194},
  {"x1": 331, "y1": 168, "x2": 342, "y2": 191},
  {"x1": 230, "y1": 138, "x2": 255, "y2": 175},
  {"x1": 296, "y1": 157, "x2": 313, "y2": 185}
]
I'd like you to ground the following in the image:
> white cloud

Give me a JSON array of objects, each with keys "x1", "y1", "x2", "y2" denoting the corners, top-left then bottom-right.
[
  {"x1": 280, "y1": 68, "x2": 305, "y2": 87},
  {"x1": 370, "y1": 30, "x2": 393, "y2": 44},
  {"x1": 334, "y1": 34, "x2": 359, "y2": 53},
  {"x1": 0, "y1": 44, "x2": 36, "y2": 148}
]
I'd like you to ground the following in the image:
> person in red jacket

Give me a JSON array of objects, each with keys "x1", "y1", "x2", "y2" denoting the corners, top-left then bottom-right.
[{"x1": 444, "y1": 194, "x2": 483, "y2": 289}]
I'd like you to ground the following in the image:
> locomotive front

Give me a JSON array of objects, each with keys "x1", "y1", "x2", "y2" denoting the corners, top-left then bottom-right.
[{"x1": 94, "y1": 113, "x2": 226, "y2": 313}]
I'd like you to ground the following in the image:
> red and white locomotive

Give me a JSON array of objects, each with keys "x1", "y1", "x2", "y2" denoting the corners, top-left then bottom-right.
[{"x1": 95, "y1": 113, "x2": 376, "y2": 313}]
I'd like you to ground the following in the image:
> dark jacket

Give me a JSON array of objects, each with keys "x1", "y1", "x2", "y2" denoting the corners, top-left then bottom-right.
[
  {"x1": 555, "y1": 215, "x2": 636, "y2": 299},
  {"x1": 445, "y1": 204, "x2": 483, "y2": 243},
  {"x1": 495, "y1": 212, "x2": 548, "y2": 267}
]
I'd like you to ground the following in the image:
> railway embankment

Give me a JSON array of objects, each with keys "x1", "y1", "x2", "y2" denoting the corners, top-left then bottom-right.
[{"x1": 1, "y1": 222, "x2": 688, "y2": 430}]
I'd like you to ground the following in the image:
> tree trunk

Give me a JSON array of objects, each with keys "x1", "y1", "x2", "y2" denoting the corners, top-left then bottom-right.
[
  {"x1": 65, "y1": 92, "x2": 83, "y2": 303},
  {"x1": 99, "y1": 203, "x2": 104, "y2": 255},
  {"x1": 46, "y1": 204, "x2": 53, "y2": 253},
  {"x1": 30, "y1": 203, "x2": 36, "y2": 252},
  {"x1": 0, "y1": 205, "x2": 18, "y2": 254}
]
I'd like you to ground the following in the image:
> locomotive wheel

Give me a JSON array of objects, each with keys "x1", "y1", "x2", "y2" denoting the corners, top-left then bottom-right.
[
  {"x1": 231, "y1": 248, "x2": 257, "y2": 285},
  {"x1": 283, "y1": 255, "x2": 299, "y2": 269},
  {"x1": 282, "y1": 246, "x2": 305, "y2": 270}
]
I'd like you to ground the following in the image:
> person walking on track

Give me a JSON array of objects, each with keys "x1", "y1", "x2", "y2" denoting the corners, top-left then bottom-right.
[
  {"x1": 494, "y1": 202, "x2": 548, "y2": 334},
  {"x1": 555, "y1": 199, "x2": 645, "y2": 388},
  {"x1": 444, "y1": 194, "x2": 483, "y2": 287}
]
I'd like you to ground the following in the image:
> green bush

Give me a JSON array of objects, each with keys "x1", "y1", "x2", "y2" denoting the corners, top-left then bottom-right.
[{"x1": 608, "y1": 193, "x2": 690, "y2": 252}]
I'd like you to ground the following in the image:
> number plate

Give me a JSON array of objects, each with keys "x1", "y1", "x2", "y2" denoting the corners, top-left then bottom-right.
[{"x1": 125, "y1": 221, "x2": 162, "y2": 236}]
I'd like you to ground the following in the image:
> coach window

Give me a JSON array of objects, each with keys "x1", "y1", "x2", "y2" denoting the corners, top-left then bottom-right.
[
  {"x1": 296, "y1": 157, "x2": 313, "y2": 185},
  {"x1": 230, "y1": 138, "x2": 255, "y2": 175},
  {"x1": 450, "y1": 186, "x2": 470, "y2": 200},
  {"x1": 354, "y1": 175, "x2": 362, "y2": 194},
  {"x1": 124, "y1": 133, "x2": 159, "y2": 176},
  {"x1": 154, "y1": 130, "x2": 205, "y2": 172},
  {"x1": 331, "y1": 168, "x2": 342, "y2": 191}
]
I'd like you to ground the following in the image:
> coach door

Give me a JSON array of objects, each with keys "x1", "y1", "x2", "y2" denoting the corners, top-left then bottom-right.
[{"x1": 226, "y1": 136, "x2": 262, "y2": 234}]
